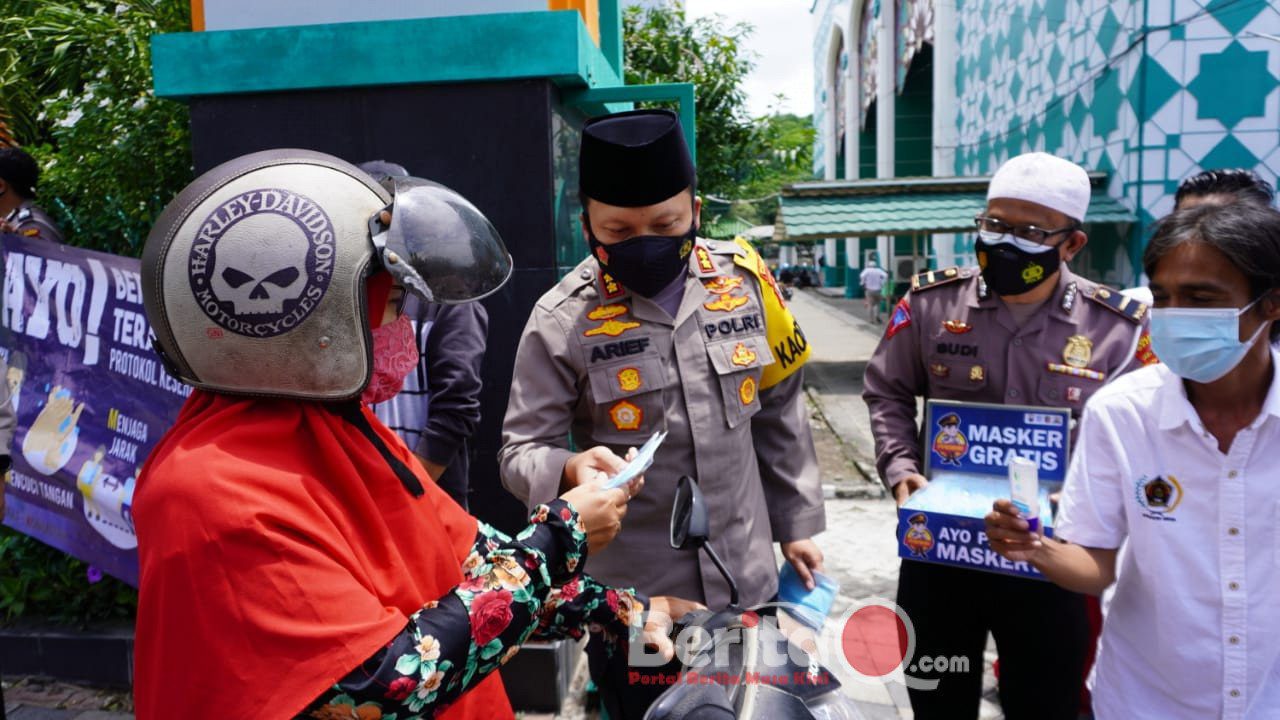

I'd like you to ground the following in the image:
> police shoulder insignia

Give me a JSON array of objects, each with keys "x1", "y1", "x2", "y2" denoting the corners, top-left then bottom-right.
[
  {"x1": 910, "y1": 267, "x2": 966, "y2": 293},
  {"x1": 1086, "y1": 286, "x2": 1147, "y2": 324},
  {"x1": 885, "y1": 298, "x2": 912, "y2": 339},
  {"x1": 21, "y1": 227, "x2": 40, "y2": 237}
]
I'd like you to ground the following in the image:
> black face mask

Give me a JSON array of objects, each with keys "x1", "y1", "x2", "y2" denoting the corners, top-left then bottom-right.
[
  {"x1": 587, "y1": 220, "x2": 696, "y2": 298},
  {"x1": 974, "y1": 234, "x2": 1062, "y2": 296}
]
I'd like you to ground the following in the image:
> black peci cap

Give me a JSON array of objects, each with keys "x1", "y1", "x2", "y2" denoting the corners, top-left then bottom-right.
[
  {"x1": 0, "y1": 147, "x2": 39, "y2": 198},
  {"x1": 579, "y1": 109, "x2": 695, "y2": 208}
]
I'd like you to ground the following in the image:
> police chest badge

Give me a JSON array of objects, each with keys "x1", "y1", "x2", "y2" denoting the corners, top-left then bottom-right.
[
  {"x1": 609, "y1": 400, "x2": 643, "y2": 431},
  {"x1": 616, "y1": 367, "x2": 642, "y2": 393},
  {"x1": 731, "y1": 342, "x2": 757, "y2": 367},
  {"x1": 1063, "y1": 335, "x2": 1093, "y2": 368}
]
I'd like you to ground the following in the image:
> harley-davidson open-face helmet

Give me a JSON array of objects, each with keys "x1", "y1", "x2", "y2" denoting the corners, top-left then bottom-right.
[{"x1": 142, "y1": 149, "x2": 511, "y2": 400}]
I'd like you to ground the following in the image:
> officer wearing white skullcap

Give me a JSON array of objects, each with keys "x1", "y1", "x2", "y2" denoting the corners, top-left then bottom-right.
[{"x1": 864, "y1": 152, "x2": 1154, "y2": 718}]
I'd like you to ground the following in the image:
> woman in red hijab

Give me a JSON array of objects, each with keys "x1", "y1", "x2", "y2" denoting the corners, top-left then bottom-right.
[{"x1": 135, "y1": 151, "x2": 685, "y2": 719}]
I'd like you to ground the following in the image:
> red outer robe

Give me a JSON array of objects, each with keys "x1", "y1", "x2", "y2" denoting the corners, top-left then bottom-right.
[{"x1": 134, "y1": 390, "x2": 514, "y2": 719}]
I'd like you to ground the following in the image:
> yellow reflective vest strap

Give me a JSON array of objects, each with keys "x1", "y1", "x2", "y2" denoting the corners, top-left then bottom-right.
[{"x1": 731, "y1": 237, "x2": 811, "y2": 389}]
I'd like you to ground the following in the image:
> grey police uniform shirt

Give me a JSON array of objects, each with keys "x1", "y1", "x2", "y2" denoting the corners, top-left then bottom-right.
[
  {"x1": 499, "y1": 239, "x2": 825, "y2": 609},
  {"x1": 5, "y1": 200, "x2": 64, "y2": 244},
  {"x1": 864, "y1": 265, "x2": 1153, "y2": 488}
]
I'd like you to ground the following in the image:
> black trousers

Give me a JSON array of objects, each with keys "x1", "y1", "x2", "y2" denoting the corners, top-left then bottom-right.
[{"x1": 897, "y1": 561, "x2": 1089, "y2": 720}]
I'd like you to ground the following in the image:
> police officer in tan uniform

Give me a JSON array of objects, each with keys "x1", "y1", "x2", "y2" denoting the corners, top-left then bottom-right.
[
  {"x1": 864, "y1": 153, "x2": 1154, "y2": 719},
  {"x1": 500, "y1": 109, "x2": 826, "y2": 719},
  {"x1": 0, "y1": 147, "x2": 63, "y2": 243}
]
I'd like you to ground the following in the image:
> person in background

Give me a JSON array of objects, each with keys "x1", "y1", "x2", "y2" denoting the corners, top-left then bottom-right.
[
  {"x1": 1175, "y1": 168, "x2": 1274, "y2": 210},
  {"x1": 859, "y1": 259, "x2": 890, "y2": 323},
  {"x1": 863, "y1": 152, "x2": 1154, "y2": 719},
  {"x1": 1123, "y1": 168, "x2": 1275, "y2": 307},
  {"x1": 0, "y1": 147, "x2": 63, "y2": 243},
  {"x1": 360, "y1": 161, "x2": 490, "y2": 510},
  {"x1": 986, "y1": 200, "x2": 1280, "y2": 719}
]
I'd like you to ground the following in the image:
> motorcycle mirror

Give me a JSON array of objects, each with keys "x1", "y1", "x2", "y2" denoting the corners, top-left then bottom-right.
[{"x1": 670, "y1": 475, "x2": 710, "y2": 550}]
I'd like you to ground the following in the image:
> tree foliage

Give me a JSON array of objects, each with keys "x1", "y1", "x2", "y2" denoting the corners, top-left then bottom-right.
[
  {"x1": 623, "y1": 7, "x2": 816, "y2": 228},
  {"x1": 623, "y1": 5, "x2": 759, "y2": 197},
  {"x1": 0, "y1": 0, "x2": 193, "y2": 255}
]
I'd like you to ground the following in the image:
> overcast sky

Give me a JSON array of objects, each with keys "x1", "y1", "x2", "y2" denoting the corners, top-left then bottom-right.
[{"x1": 684, "y1": 0, "x2": 815, "y2": 118}]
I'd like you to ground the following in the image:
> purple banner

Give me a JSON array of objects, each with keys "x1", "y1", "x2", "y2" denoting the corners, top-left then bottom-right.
[{"x1": 0, "y1": 233, "x2": 190, "y2": 587}]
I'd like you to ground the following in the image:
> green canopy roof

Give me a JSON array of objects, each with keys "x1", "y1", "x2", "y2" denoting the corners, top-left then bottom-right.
[{"x1": 775, "y1": 174, "x2": 1137, "y2": 242}]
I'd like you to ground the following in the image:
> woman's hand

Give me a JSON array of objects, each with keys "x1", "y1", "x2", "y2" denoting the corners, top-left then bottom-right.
[
  {"x1": 642, "y1": 596, "x2": 707, "y2": 663},
  {"x1": 984, "y1": 499, "x2": 1044, "y2": 563},
  {"x1": 560, "y1": 478, "x2": 634, "y2": 555}
]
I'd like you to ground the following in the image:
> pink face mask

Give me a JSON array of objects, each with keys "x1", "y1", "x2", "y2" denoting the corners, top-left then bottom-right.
[{"x1": 361, "y1": 314, "x2": 419, "y2": 405}]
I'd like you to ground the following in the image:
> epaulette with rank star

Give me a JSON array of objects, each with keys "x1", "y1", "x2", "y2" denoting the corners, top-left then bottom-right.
[
  {"x1": 1086, "y1": 286, "x2": 1148, "y2": 324},
  {"x1": 910, "y1": 267, "x2": 968, "y2": 293}
]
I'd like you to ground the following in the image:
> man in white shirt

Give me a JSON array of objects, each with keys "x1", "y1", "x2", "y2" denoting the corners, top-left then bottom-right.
[
  {"x1": 859, "y1": 260, "x2": 890, "y2": 323},
  {"x1": 986, "y1": 201, "x2": 1280, "y2": 718}
]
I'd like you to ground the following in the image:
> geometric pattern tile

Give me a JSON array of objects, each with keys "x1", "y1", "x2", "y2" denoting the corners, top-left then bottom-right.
[
  {"x1": 1206, "y1": 0, "x2": 1268, "y2": 35},
  {"x1": 1199, "y1": 134, "x2": 1261, "y2": 170},
  {"x1": 1128, "y1": 55, "x2": 1182, "y2": 121},
  {"x1": 1187, "y1": 41, "x2": 1278, "y2": 128}
]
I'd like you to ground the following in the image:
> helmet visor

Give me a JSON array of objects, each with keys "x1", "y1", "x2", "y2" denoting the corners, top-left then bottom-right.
[{"x1": 371, "y1": 177, "x2": 512, "y2": 304}]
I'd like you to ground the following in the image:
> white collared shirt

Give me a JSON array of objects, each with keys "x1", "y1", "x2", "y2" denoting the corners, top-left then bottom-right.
[{"x1": 1056, "y1": 349, "x2": 1280, "y2": 720}]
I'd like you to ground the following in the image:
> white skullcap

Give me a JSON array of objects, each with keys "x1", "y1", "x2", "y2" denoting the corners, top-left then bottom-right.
[{"x1": 987, "y1": 152, "x2": 1091, "y2": 223}]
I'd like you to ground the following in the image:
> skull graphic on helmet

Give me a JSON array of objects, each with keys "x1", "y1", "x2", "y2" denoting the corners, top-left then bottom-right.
[{"x1": 209, "y1": 213, "x2": 310, "y2": 316}]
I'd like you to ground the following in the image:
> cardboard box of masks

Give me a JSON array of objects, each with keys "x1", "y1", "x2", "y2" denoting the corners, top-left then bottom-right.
[{"x1": 897, "y1": 400, "x2": 1071, "y2": 580}]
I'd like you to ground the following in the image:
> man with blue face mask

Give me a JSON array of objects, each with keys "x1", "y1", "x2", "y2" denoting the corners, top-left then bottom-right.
[
  {"x1": 864, "y1": 152, "x2": 1155, "y2": 718},
  {"x1": 986, "y1": 201, "x2": 1280, "y2": 718}
]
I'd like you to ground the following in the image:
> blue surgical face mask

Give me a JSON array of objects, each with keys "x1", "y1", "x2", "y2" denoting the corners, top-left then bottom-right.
[{"x1": 1149, "y1": 297, "x2": 1268, "y2": 383}]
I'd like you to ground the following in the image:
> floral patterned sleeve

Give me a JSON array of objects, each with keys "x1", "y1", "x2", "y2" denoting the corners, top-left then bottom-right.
[
  {"x1": 533, "y1": 573, "x2": 646, "y2": 642},
  {"x1": 301, "y1": 498, "x2": 602, "y2": 719}
]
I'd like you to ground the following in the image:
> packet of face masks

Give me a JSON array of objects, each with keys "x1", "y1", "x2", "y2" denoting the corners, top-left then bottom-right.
[
  {"x1": 777, "y1": 562, "x2": 840, "y2": 630},
  {"x1": 604, "y1": 430, "x2": 667, "y2": 490}
]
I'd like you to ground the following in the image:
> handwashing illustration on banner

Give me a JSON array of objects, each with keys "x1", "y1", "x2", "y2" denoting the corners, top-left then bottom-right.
[
  {"x1": 21, "y1": 385, "x2": 84, "y2": 474},
  {"x1": 1, "y1": 233, "x2": 189, "y2": 585}
]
